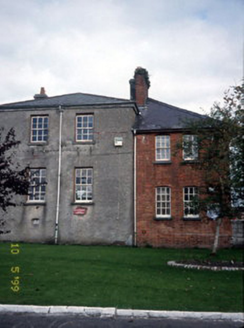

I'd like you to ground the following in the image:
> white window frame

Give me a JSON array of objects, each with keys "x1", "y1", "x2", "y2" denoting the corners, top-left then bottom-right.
[
  {"x1": 76, "y1": 114, "x2": 94, "y2": 142},
  {"x1": 28, "y1": 168, "x2": 46, "y2": 202},
  {"x1": 31, "y1": 116, "x2": 49, "y2": 143},
  {"x1": 75, "y1": 168, "x2": 93, "y2": 203},
  {"x1": 183, "y1": 135, "x2": 198, "y2": 161},
  {"x1": 156, "y1": 187, "x2": 171, "y2": 218},
  {"x1": 155, "y1": 135, "x2": 171, "y2": 161},
  {"x1": 183, "y1": 187, "x2": 199, "y2": 218}
]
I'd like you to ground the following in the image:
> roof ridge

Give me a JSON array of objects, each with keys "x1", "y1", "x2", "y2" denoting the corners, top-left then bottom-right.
[{"x1": 147, "y1": 97, "x2": 204, "y2": 117}]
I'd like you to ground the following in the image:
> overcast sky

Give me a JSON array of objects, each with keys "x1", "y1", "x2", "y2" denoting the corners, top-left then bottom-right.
[{"x1": 0, "y1": 0, "x2": 243, "y2": 113}]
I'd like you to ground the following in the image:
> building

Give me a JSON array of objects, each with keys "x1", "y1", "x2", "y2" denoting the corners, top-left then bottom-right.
[
  {"x1": 0, "y1": 89, "x2": 138, "y2": 245},
  {"x1": 0, "y1": 68, "x2": 233, "y2": 247},
  {"x1": 131, "y1": 68, "x2": 232, "y2": 248}
]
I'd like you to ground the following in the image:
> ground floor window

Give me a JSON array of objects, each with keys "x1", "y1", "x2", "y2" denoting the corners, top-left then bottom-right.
[
  {"x1": 28, "y1": 168, "x2": 46, "y2": 202},
  {"x1": 75, "y1": 168, "x2": 93, "y2": 202},
  {"x1": 156, "y1": 187, "x2": 171, "y2": 218},
  {"x1": 183, "y1": 187, "x2": 199, "y2": 218}
]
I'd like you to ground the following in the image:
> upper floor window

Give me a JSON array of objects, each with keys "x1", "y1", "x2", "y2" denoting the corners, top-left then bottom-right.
[
  {"x1": 183, "y1": 187, "x2": 199, "y2": 218},
  {"x1": 156, "y1": 187, "x2": 171, "y2": 218},
  {"x1": 183, "y1": 135, "x2": 198, "y2": 160},
  {"x1": 76, "y1": 114, "x2": 94, "y2": 142},
  {"x1": 31, "y1": 116, "x2": 48, "y2": 143},
  {"x1": 75, "y1": 168, "x2": 93, "y2": 202},
  {"x1": 155, "y1": 136, "x2": 170, "y2": 161},
  {"x1": 28, "y1": 168, "x2": 46, "y2": 202}
]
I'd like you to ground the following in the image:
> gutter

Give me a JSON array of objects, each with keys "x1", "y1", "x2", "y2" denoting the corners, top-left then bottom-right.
[
  {"x1": 0, "y1": 101, "x2": 140, "y2": 114},
  {"x1": 54, "y1": 105, "x2": 63, "y2": 244}
]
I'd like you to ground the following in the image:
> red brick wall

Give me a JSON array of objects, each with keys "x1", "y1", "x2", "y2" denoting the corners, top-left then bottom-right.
[
  {"x1": 135, "y1": 74, "x2": 148, "y2": 107},
  {"x1": 136, "y1": 132, "x2": 232, "y2": 248}
]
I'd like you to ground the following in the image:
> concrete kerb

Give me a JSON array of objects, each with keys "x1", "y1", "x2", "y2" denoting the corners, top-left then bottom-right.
[
  {"x1": 0, "y1": 305, "x2": 50, "y2": 314},
  {"x1": 0, "y1": 305, "x2": 243, "y2": 322}
]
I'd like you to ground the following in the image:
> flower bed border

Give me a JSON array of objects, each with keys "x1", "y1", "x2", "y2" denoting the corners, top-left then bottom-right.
[{"x1": 167, "y1": 261, "x2": 244, "y2": 271}]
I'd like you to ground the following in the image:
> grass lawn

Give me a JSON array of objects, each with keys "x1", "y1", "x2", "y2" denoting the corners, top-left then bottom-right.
[{"x1": 0, "y1": 242, "x2": 243, "y2": 312}]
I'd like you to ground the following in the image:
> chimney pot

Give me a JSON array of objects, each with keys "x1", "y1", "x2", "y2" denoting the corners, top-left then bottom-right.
[
  {"x1": 34, "y1": 87, "x2": 48, "y2": 100},
  {"x1": 40, "y1": 87, "x2": 46, "y2": 95}
]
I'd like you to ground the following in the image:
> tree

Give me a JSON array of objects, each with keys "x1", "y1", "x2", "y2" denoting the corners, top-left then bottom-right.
[
  {"x1": 182, "y1": 84, "x2": 244, "y2": 254},
  {"x1": 0, "y1": 128, "x2": 29, "y2": 231}
]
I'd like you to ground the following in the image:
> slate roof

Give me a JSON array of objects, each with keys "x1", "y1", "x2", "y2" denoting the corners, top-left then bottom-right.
[
  {"x1": 0, "y1": 91, "x2": 205, "y2": 131},
  {"x1": 0, "y1": 92, "x2": 132, "y2": 109},
  {"x1": 134, "y1": 98, "x2": 205, "y2": 132}
]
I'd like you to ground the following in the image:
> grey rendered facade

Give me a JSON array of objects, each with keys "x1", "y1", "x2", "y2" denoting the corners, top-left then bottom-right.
[{"x1": 0, "y1": 92, "x2": 138, "y2": 245}]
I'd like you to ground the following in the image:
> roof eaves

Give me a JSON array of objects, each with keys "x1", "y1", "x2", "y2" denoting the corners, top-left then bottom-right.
[
  {"x1": 134, "y1": 127, "x2": 194, "y2": 134},
  {"x1": 0, "y1": 100, "x2": 139, "y2": 114}
]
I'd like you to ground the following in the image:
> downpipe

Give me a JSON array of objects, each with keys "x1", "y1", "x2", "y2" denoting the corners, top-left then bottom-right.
[
  {"x1": 133, "y1": 130, "x2": 137, "y2": 246},
  {"x1": 54, "y1": 105, "x2": 63, "y2": 244}
]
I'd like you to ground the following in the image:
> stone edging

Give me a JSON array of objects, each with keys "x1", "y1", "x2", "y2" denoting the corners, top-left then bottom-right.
[
  {"x1": 0, "y1": 305, "x2": 243, "y2": 322},
  {"x1": 167, "y1": 261, "x2": 244, "y2": 271}
]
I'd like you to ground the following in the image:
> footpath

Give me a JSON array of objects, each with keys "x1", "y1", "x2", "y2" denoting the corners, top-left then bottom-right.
[{"x1": 0, "y1": 304, "x2": 243, "y2": 322}]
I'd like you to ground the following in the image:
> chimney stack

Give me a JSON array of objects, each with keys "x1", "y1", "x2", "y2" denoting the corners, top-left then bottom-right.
[
  {"x1": 130, "y1": 67, "x2": 150, "y2": 107},
  {"x1": 34, "y1": 87, "x2": 48, "y2": 100}
]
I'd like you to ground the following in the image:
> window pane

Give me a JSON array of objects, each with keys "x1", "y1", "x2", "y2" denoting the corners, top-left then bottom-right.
[
  {"x1": 155, "y1": 136, "x2": 170, "y2": 161},
  {"x1": 156, "y1": 187, "x2": 171, "y2": 217},
  {"x1": 76, "y1": 115, "x2": 94, "y2": 142},
  {"x1": 183, "y1": 187, "x2": 199, "y2": 217},
  {"x1": 31, "y1": 116, "x2": 49, "y2": 143},
  {"x1": 28, "y1": 169, "x2": 46, "y2": 202},
  {"x1": 183, "y1": 135, "x2": 198, "y2": 160},
  {"x1": 75, "y1": 168, "x2": 93, "y2": 202}
]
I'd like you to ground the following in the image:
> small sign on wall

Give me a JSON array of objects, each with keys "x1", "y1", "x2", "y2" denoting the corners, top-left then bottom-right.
[
  {"x1": 114, "y1": 137, "x2": 123, "y2": 147},
  {"x1": 73, "y1": 206, "x2": 87, "y2": 216}
]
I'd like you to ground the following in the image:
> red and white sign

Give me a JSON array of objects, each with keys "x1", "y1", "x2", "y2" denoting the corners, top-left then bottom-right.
[{"x1": 73, "y1": 207, "x2": 87, "y2": 216}]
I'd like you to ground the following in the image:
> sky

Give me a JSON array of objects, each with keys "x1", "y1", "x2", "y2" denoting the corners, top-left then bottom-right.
[{"x1": 0, "y1": 0, "x2": 243, "y2": 113}]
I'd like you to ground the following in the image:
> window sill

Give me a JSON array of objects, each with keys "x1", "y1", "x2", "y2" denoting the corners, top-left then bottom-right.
[
  {"x1": 74, "y1": 141, "x2": 95, "y2": 145},
  {"x1": 182, "y1": 217, "x2": 200, "y2": 221},
  {"x1": 71, "y1": 202, "x2": 94, "y2": 206},
  {"x1": 28, "y1": 142, "x2": 48, "y2": 146},
  {"x1": 154, "y1": 217, "x2": 172, "y2": 221},
  {"x1": 181, "y1": 160, "x2": 199, "y2": 164},
  {"x1": 25, "y1": 202, "x2": 46, "y2": 206},
  {"x1": 153, "y1": 161, "x2": 172, "y2": 165}
]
